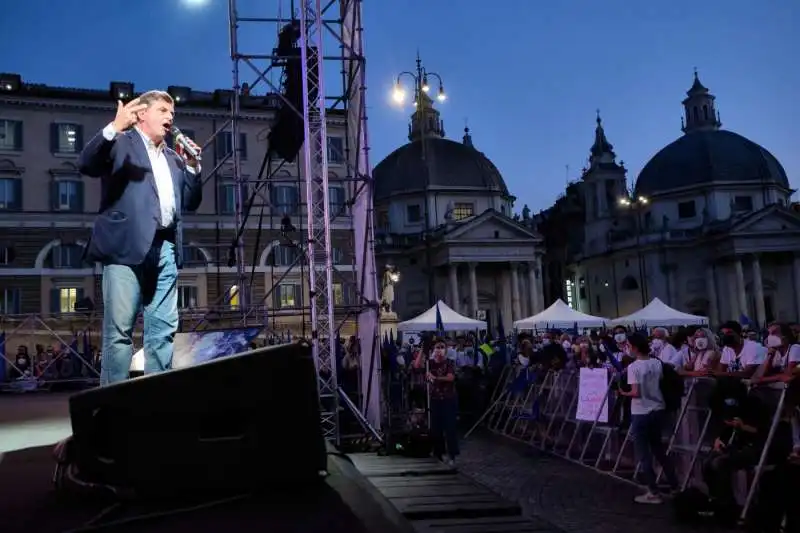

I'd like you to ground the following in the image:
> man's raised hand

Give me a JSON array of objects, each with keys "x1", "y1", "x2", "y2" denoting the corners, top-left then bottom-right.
[{"x1": 111, "y1": 98, "x2": 147, "y2": 134}]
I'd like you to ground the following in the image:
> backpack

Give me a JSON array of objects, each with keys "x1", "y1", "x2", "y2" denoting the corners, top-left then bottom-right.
[{"x1": 659, "y1": 360, "x2": 684, "y2": 411}]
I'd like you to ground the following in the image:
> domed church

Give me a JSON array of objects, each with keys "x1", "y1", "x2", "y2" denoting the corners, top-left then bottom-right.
[
  {"x1": 373, "y1": 92, "x2": 545, "y2": 324},
  {"x1": 571, "y1": 72, "x2": 799, "y2": 327}
]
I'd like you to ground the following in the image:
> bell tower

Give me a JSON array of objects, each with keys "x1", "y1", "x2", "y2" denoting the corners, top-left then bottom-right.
[{"x1": 681, "y1": 69, "x2": 722, "y2": 133}]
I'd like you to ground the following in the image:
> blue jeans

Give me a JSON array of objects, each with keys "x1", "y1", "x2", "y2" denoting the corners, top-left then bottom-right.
[
  {"x1": 100, "y1": 240, "x2": 178, "y2": 385},
  {"x1": 630, "y1": 409, "x2": 678, "y2": 492}
]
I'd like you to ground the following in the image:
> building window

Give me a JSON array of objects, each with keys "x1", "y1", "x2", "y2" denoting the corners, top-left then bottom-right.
[
  {"x1": 227, "y1": 285, "x2": 240, "y2": 309},
  {"x1": 271, "y1": 185, "x2": 299, "y2": 215},
  {"x1": 0, "y1": 120, "x2": 22, "y2": 151},
  {"x1": 0, "y1": 288, "x2": 20, "y2": 314},
  {"x1": 50, "y1": 287, "x2": 84, "y2": 314},
  {"x1": 46, "y1": 244, "x2": 85, "y2": 269},
  {"x1": 0, "y1": 177, "x2": 22, "y2": 211},
  {"x1": 733, "y1": 195, "x2": 753, "y2": 212},
  {"x1": 406, "y1": 204, "x2": 421, "y2": 223},
  {"x1": 376, "y1": 210, "x2": 389, "y2": 231},
  {"x1": 677, "y1": 200, "x2": 696, "y2": 219},
  {"x1": 333, "y1": 283, "x2": 345, "y2": 305},
  {"x1": 217, "y1": 182, "x2": 249, "y2": 215},
  {"x1": 51, "y1": 179, "x2": 84, "y2": 212},
  {"x1": 327, "y1": 137, "x2": 344, "y2": 164},
  {"x1": 215, "y1": 132, "x2": 248, "y2": 161},
  {"x1": 181, "y1": 246, "x2": 207, "y2": 268},
  {"x1": 331, "y1": 247, "x2": 345, "y2": 265},
  {"x1": 269, "y1": 245, "x2": 298, "y2": 267},
  {"x1": 50, "y1": 123, "x2": 83, "y2": 154},
  {"x1": 452, "y1": 202, "x2": 474, "y2": 220},
  {"x1": 0, "y1": 245, "x2": 13, "y2": 265},
  {"x1": 275, "y1": 283, "x2": 299, "y2": 309},
  {"x1": 329, "y1": 186, "x2": 346, "y2": 217},
  {"x1": 178, "y1": 285, "x2": 198, "y2": 309}
]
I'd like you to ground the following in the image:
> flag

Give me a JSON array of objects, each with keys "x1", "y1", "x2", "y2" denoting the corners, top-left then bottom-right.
[{"x1": 435, "y1": 302, "x2": 445, "y2": 335}]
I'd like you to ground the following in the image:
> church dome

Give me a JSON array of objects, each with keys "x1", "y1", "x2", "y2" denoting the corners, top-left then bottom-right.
[
  {"x1": 634, "y1": 72, "x2": 790, "y2": 197},
  {"x1": 374, "y1": 137, "x2": 509, "y2": 200},
  {"x1": 634, "y1": 130, "x2": 790, "y2": 197}
]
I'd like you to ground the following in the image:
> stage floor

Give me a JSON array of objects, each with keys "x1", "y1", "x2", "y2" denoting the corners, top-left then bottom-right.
[{"x1": 0, "y1": 392, "x2": 414, "y2": 533}]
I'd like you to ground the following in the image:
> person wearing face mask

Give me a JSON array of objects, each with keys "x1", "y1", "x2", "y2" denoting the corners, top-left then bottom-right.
[
  {"x1": 754, "y1": 323, "x2": 799, "y2": 384},
  {"x1": 715, "y1": 321, "x2": 765, "y2": 378},
  {"x1": 540, "y1": 331, "x2": 567, "y2": 371},
  {"x1": 655, "y1": 328, "x2": 686, "y2": 369},
  {"x1": 685, "y1": 328, "x2": 719, "y2": 373},
  {"x1": 413, "y1": 338, "x2": 458, "y2": 466}
]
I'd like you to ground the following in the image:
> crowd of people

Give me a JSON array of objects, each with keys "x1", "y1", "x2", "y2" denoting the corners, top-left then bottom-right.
[{"x1": 384, "y1": 319, "x2": 800, "y2": 531}]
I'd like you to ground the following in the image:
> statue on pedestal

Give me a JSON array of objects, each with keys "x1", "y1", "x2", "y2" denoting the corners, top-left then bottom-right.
[{"x1": 381, "y1": 265, "x2": 400, "y2": 315}]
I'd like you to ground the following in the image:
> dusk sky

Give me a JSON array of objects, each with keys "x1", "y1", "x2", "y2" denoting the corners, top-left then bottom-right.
[{"x1": 1, "y1": 0, "x2": 797, "y2": 212}]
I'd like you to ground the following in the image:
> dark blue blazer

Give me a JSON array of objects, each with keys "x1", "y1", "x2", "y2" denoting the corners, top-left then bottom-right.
[{"x1": 77, "y1": 128, "x2": 203, "y2": 267}]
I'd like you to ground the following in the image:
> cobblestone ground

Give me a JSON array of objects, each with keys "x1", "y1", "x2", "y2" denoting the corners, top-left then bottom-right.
[{"x1": 456, "y1": 432, "x2": 730, "y2": 533}]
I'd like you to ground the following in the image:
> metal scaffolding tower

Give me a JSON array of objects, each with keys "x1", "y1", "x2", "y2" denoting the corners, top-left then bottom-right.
[{"x1": 224, "y1": 0, "x2": 380, "y2": 442}]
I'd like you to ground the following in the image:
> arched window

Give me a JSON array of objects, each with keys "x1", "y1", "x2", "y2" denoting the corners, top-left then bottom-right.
[
  {"x1": 46, "y1": 243, "x2": 85, "y2": 269},
  {"x1": 181, "y1": 245, "x2": 209, "y2": 268},
  {"x1": 268, "y1": 244, "x2": 299, "y2": 267},
  {"x1": 702, "y1": 105, "x2": 709, "y2": 121},
  {"x1": 620, "y1": 275, "x2": 639, "y2": 291},
  {"x1": 692, "y1": 106, "x2": 699, "y2": 123}
]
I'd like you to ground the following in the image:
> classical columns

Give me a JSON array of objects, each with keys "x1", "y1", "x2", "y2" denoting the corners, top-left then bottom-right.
[
  {"x1": 510, "y1": 264, "x2": 522, "y2": 321},
  {"x1": 734, "y1": 257, "x2": 747, "y2": 318},
  {"x1": 705, "y1": 262, "x2": 719, "y2": 326},
  {"x1": 468, "y1": 262, "x2": 479, "y2": 319},
  {"x1": 751, "y1": 255, "x2": 766, "y2": 327},
  {"x1": 528, "y1": 261, "x2": 540, "y2": 315},
  {"x1": 448, "y1": 263, "x2": 460, "y2": 313}
]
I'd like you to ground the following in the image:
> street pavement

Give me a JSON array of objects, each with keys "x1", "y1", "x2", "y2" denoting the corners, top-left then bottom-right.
[{"x1": 456, "y1": 432, "x2": 732, "y2": 533}]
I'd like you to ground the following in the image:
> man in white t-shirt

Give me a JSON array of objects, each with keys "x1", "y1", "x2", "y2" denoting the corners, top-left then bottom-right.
[
  {"x1": 618, "y1": 332, "x2": 679, "y2": 504},
  {"x1": 717, "y1": 321, "x2": 765, "y2": 378}
]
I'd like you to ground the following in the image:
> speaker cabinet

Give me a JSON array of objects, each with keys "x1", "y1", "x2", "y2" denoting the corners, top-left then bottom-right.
[{"x1": 69, "y1": 342, "x2": 326, "y2": 497}]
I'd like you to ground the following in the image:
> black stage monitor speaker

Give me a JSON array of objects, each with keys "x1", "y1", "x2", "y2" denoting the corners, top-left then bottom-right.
[{"x1": 68, "y1": 341, "x2": 327, "y2": 497}]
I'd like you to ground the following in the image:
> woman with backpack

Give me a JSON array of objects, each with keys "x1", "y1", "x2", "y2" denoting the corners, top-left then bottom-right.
[{"x1": 617, "y1": 332, "x2": 680, "y2": 504}]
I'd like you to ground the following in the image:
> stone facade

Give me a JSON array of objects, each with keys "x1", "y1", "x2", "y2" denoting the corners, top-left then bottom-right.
[{"x1": 0, "y1": 76, "x2": 358, "y2": 339}]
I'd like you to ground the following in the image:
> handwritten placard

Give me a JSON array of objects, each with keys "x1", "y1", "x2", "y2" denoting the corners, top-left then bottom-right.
[{"x1": 576, "y1": 367, "x2": 609, "y2": 423}]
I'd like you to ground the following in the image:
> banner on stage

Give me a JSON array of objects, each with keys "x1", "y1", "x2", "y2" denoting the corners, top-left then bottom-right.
[
  {"x1": 130, "y1": 327, "x2": 262, "y2": 372},
  {"x1": 575, "y1": 367, "x2": 609, "y2": 423}
]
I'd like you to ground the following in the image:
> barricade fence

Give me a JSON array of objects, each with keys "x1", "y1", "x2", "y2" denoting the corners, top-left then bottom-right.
[{"x1": 468, "y1": 364, "x2": 795, "y2": 524}]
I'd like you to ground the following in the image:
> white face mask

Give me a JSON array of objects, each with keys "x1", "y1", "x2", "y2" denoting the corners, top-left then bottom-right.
[
  {"x1": 562, "y1": 341, "x2": 572, "y2": 350},
  {"x1": 694, "y1": 338, "x2": 708, "y2": 350},
  {"x1": 766, "y1": 335, "x2": 782, "y2": 349},
  {"x1": 650, "y1": 339, "x2": 664, "y2": 351},
  {"x1": 396, "y1": 355, "x2": 406, "y2": 366},
  {"x1": 542, "y1": 338, "x2": 551, "y2": 346},
  {"x1": 517, "y1": 354, "x2": 529, "y2": 367},
  {"x1": 614, "y1": 333, "x2": 627, "y2": 344}
]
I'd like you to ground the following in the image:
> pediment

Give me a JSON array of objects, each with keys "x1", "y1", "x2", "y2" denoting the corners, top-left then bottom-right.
[
  {"x1": 729, "y1": 206, "x2": 800, "y2": 234},
  {"x1": 444, "y1": 210, "x2": 541, "y2": 242},
  {"x1": 0, "y1": 158, "x2": 24, "y2": 175},
  {"x1": 50, "y1": 161, "x2": 80, "y2": 176}
]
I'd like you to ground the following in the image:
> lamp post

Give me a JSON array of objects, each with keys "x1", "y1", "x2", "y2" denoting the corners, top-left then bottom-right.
[
  {"x1": 391, "y1": 56, "x2": 447, "y2": 306},
  {"x1": 618, "y1": 193, "x2": 649, "y2": 307}
]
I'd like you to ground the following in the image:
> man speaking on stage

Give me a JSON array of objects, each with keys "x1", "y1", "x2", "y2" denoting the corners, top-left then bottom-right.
[{"x1": 78, "y1": 90, "x2": 203, "y2": 385}]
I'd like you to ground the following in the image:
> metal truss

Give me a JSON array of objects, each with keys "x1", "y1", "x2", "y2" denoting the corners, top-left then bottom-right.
[{"x1": 223, "y1": 0, "x2": 380, "y2": 442}]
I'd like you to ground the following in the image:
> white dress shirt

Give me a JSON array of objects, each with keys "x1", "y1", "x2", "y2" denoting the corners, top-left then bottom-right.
[{"x1": 102, "y1": 124, "x2": 176, "y2": 228}]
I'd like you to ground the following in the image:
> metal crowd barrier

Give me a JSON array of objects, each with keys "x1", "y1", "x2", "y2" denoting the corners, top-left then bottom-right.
[{"x1": 468, "y1": 364, "x2": 793, "y2": 523}]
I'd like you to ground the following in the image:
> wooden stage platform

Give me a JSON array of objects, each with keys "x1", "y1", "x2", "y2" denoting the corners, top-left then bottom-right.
[{"x1": 348, "y1": 453, "x2": 564, "y2": 533}]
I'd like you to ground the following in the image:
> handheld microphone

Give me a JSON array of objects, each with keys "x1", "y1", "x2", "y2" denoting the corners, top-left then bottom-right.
[{"x1": 170, "y1": 126, "x2": 201, "y2": 159}]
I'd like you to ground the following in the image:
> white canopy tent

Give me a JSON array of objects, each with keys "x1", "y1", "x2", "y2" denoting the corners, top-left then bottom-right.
[
  {"x1": 513, "y1": 299, "x2": 608, "y2": 330},
  {"x1": 611, "y1": 297, "x2": 708, "y2": 327},
  {"x1": 397, "y1": 300, "x2": 487, "y2": 332}
]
